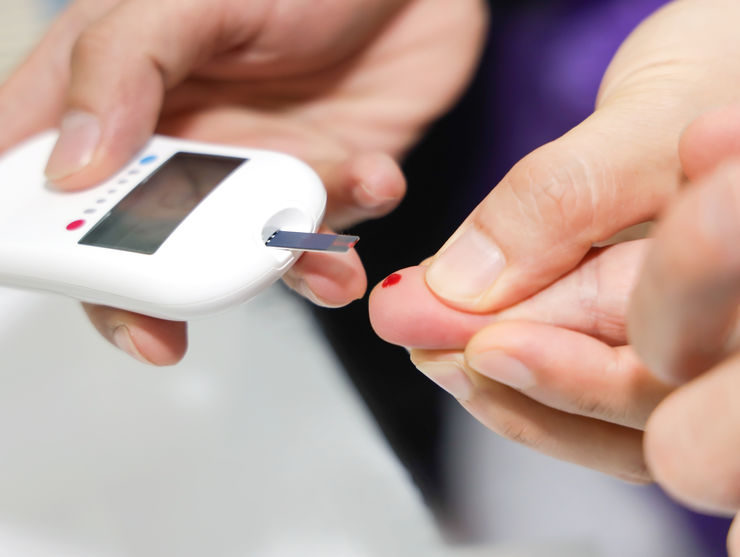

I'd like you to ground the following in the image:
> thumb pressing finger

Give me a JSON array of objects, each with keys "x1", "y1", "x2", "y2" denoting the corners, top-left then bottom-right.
[{"x1": 424, "y1": 102, "x2": 683, "y2": 313}]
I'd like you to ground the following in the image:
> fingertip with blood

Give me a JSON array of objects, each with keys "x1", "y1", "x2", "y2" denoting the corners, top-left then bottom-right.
[{"x1": 368, "y1": 266, "x2": 492, "y2": 349}]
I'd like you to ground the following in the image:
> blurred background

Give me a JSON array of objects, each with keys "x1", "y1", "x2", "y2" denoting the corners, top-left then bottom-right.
[{"x1": 0, "y1": 0, "x2": 732, "y2": 556}]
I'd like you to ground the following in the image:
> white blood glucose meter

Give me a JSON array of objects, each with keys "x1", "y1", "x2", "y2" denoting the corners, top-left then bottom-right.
[{"x1": 0, "y1": 131, "x2": 338, "y2": 320}]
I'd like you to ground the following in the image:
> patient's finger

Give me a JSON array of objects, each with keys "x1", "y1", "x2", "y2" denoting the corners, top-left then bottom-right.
[
  {"x1": 410, "y1": 348, "x2": 650, "y2": 483},
  {"x1": 465, "y1": 321, "x2": 671, "y2": 429},
  {"x1": 369, "y1": 240, "x2": 647, "y2": 350}
]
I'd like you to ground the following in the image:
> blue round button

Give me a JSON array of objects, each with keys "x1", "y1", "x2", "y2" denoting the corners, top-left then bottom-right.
[{"x1": 139, "y1": 155, "x2": 157, "y2": 164}]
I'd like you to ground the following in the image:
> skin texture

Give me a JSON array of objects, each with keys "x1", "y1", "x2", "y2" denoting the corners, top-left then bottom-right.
[
  {"x1": 0, "y1": 0, "x2": 488, "y2": 364},
  {"x1": 369, "y1": 3, "x2": 740, "y2": 551}
]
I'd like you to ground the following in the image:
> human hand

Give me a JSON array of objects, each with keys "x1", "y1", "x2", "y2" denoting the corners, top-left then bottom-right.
[
  {"x1": 367, "y1": 103, "x2": 740, "y2": 491},
  {"x1": 0, "y1": 0, "x2": 487, "y2": 364},
  {"x1": 420, "y1": 0, "x2": 740, "y2": 314},
  {"x1": 628, "y1": 104, "x2": 740, "y2": 553},
  {"x1": 370, "y1": 241, "x2": 673, "y2": 481},
  {"x1": 370, "y1": 0, "x2": 740, "y2": 478}
]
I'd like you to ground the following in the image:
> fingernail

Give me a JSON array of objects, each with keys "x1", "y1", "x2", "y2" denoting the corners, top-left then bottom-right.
[
  {"x1": 414, "y1": 360, "x2": 474, "y2": 400},
  {"x1": 289, "y1": 277, "x2": 348, "y2": 308},
  {"x1": 353, "y1": 181, "x2": 397, "y2": 209},
  {"x1": 425, "y1": 225, "x2": 506, "y2": 304},
  {"x1": 45, "y1": 110, "x2": 101, "y2": 181},
  {"x1": 467, "y1": 350, "x2": 535, "y2": 390},
  {"x1": 112, "y1": 325, "x2": 151, "y2": 365}
]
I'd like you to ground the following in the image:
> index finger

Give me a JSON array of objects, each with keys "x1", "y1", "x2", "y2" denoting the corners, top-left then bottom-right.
[{"x1": 628, "y1": 161, "x2": 740, "y2": 384}]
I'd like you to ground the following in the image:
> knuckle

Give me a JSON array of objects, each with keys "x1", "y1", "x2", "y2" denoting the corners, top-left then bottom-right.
[
  {"x1": 570, "y1": 391, "x2": 617, "y2": 422},
  {"x1": 469, "y1": 386, "x2": 546, "y2": 451},
  {"x1": 506, "y1": 146, "x2": 600, "y2": 237},
  {"x1": 576, "y1": 248, "x2": 628, "y2": 343},
  {"x1": 646, "y1": 396, "x2": 740, "y2": 510},
  {"x1": 71, "y1": 25, "x2": 112, "y2": 66},
  {"x1": 495, "y1": 416, "x2": 543, "y2": 451}
]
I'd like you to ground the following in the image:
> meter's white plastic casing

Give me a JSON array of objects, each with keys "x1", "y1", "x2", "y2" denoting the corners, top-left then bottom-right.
[{"x1": 0, "y1": 132, "x2": 326, "y2": 320}]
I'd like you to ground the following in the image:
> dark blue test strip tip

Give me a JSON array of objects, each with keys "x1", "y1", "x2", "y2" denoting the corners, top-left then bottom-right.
[{"x1": 265, "y1": 230, "x2": 359, "y2": 253}]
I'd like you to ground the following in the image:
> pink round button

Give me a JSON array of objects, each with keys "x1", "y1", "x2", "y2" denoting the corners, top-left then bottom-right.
[{"x1": 66, "y1": 219, "x2": 85, "y2": 231}]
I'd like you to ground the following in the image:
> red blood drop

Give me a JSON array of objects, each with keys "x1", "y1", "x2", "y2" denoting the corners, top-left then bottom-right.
[
  {"x1": 381, "y1": 273, "x2": 402, "y2": 288},
  {"x1": 66, "y1": 219, "x2": 85, "y2": 231}
]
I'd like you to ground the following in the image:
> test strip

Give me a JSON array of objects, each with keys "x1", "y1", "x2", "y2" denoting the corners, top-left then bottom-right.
[{"x1": 265, "y1": 230, "x2": 359, "y2": 253}]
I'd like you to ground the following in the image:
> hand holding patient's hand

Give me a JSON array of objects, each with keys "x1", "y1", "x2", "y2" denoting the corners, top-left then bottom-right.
[
  {"x1": 371, "y1": 0, "x2": 740, "y2": 480},
  {"x1": 370, "y1": 241, "x2": 671, "y2": 481}
]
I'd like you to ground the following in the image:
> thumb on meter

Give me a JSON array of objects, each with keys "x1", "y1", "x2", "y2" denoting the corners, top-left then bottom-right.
[{"x1": 43, "y1": 0, "x2": 271, "y2": 190}]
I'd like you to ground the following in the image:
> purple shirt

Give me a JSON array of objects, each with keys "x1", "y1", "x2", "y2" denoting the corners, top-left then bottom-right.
[{"x1": 453, "y1": 0, "x2": 672, "y2": 207}]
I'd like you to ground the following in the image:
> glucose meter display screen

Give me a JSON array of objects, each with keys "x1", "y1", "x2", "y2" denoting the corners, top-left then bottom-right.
[{"x1": 79, "y1": 152, "x2": 245, "y2": 254}]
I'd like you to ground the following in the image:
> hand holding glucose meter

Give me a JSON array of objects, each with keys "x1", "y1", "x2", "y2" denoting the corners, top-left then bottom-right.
[{"x1": 0, "y1": 132, "x2": 356, "y2": 320}]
